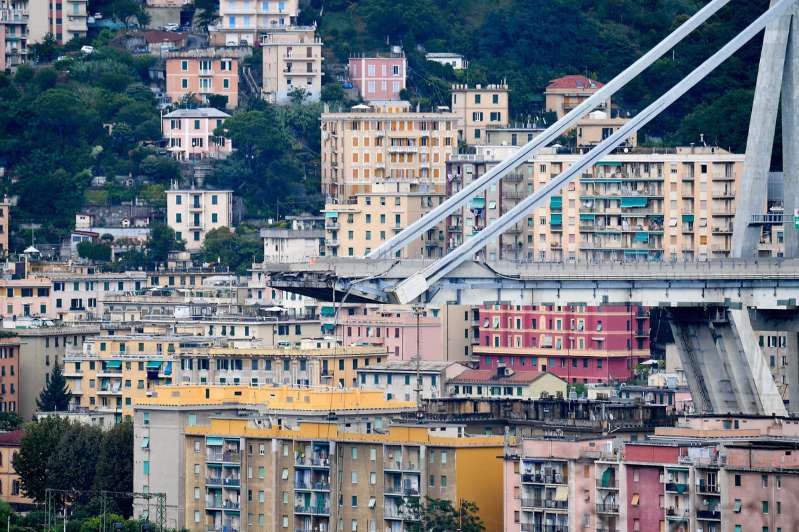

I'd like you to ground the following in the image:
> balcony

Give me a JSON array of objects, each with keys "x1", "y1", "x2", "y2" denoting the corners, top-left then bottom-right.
[
  {"x1": 295, "y1": 456, "x2": 330, "y2": 468},
  {"x1": 207, "y1": 451, "x2": 241, "y2": 464},
  {"x1": 696, "y1": 510, "x2": 721, "y2": 520},
  {"x1": 596, "y1": 503, "x2": 619, "y2": 514},
  {"x1": 665, "y1": 508, "x2": 690, "y2": 520},
  {"x1": 294, "y1": 505, "x2": 330, "y2": 516},
  {"x1": 325, "y1": 222, "x2": 339, "y2": 230},
  {"x1": 521, "y1": 472, "x2": 566, "y2": 485},
  {"x1": 384, "y1": 460, "x2": 419, "y2": 472},
  {"x1": 384, "y1": 486, "x2": 420, "y2": 497},
  {"x1": 665, "y1": 482, "x2": 689, "y2": 494},
  {"x1": 597, "y1": 479, "x2": 618, "y2": 490},
  {"x1": 388, "y1": 145, "x2": 419, "y2": 153}
]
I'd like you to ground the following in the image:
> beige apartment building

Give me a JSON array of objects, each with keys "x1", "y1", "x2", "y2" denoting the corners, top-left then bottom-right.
[
  {"x1": 450, "y1": 83, "x2": 509, "y2": 146},
  {"x1": 446, "y1": 145, "x2": 782, "y2": 262},
  {"x1": 210, "y1": 0, "x2": 298, "y2": 46},
  {"x1": 261, "y1": 25, "x2": 322, "y2": 104},
  {"x1": 323, "y1": 181, "x2": 446, "y2": 258},
  {"x1": 544, "y1": 74, "x2": 610, "y2": 119},
  {"x1": 165, "y1": 48, "x2": 243, "y2": 109},
  {"x1": 576, "y1": 110, "x2": 637, "y2": 149},
  {"x1": 321, "y1": 101, "x2": 458, "y2": 203},
  {"x1": 166, "y1": 189, "x2": 233, "y2": 251}
]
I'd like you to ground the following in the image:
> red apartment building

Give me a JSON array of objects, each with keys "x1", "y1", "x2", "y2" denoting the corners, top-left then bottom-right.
[{"x1": 475, "y1": 304, "x2": 650, "y2": 384}]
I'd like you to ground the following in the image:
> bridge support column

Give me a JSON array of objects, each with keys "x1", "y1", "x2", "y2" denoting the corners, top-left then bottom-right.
[
  {"x1": 669, "y1": 308, "x2": 787, "y2": 416},
  {"x1": 783, "y1": 10, "x2": 799, "y2": 258},
  {"x1": 732, "y1": 1, "x2": 792, "y2": 257}
]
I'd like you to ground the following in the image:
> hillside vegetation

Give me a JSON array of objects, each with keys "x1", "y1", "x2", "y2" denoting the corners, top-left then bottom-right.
[{"x1": 308, "y1": 0, "x2": 771, "y2": 151}]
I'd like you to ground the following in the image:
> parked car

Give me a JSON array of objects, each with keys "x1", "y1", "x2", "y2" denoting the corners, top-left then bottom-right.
[{"x1": 163, "y1": 23, "x2": 179, "y2": 31}]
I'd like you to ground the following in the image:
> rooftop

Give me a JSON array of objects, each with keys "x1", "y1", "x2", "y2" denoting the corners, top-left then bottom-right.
[
  {"x1": 449, "y1": 368, "x2": 566, "y2": 386},
  {"x1": 546, "y1": 74, "x2": 604, "y2": 91},
  {"x1": 356, "y1": 360, "x2": 464, "y2": 374},
  {"x1": 137, "y1": 385, "x2": 417, "y2": 412},
  {"x1": 0, "y1": 430, "x2": 23, "y2": 446},
  {"x1": 163, "y1": 108, "x2": 231, "y2": 119}
]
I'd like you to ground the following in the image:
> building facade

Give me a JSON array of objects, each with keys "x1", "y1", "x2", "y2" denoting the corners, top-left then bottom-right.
[
  {"x1": 475, "y1": 304, "x2": 651, "y2": 384},
  {"x1": 0, "y1": 430, "x2": 31, "y2": 508},
  {"x1": 165, "y1": 49, "x2": 241, "y2": 109},
  {"x1": 322, "y1": 182, "x2": 446, "y2": 258},
  {"x1": 261, "y1": 26, "x2": 322, "y2": 104},
  {"x1": 321, "y1": 101, "x2": 458, "y2": 203},
  {"x1": 0, "y1": 336, "x2": 19, "y2": 413},
  {"x1": 211, "y1": 0, "x2": 298, "y2": 46},
  {"x1": 166, "y1": 189, "x2": 234, "y2": 251},
  {"x1": 451, "y1": 83, "x2": 509, "y2": 146},
  {"x1": 348, "y1": 53, "x2": 407, "y2": 101},
  {"x1": 544, "y1": 74, "x2": 609, "y2": 119},
  {"x1": 162, "y1": 108, "x2": 232, "y2": 161}
]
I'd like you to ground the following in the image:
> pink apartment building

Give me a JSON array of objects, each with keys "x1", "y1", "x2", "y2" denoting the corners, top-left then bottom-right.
[
  {"x1": 475, "y1": 304, "x2": 650, "y2": 384},
  {"x1": 348, "y1": 53, "x2": 407, "y2": 101},
  {"x1": 162, "y1": 108, "x2": 232, "y2": 161},
  {"x1": 165, "y1": 50, "x2": 240, "y2": 108}
]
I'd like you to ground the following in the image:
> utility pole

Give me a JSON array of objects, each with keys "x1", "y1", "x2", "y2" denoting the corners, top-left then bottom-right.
[{"x1": 414, "y1": 304, "x2": 423, "y2": 412}]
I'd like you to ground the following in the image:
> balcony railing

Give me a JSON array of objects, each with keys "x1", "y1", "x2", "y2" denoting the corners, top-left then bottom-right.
[
  {"x1": 294, "y1": 505, "x2": 330, "y2": 515},
  {"x1": 295, "y1": 456, "x2": 331, "y2": 468},
  {"x1": 521, "y1": 472, "x2": 566, "y2": 484},
  {"x1": 696, "y1": 510, "x2": 721, "y2": 520},
  {"x1": 596, "y1": 503, "x2": 619, "y2": 514},
  {"x1": 207, "y1": 451, "x2": 241, "y2": 463}
]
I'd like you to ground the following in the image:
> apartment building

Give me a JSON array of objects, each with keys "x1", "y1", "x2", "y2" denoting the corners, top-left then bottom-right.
[
  {"x1": 0, "y1": 1, "x2": 28, "y2": 70},
  {"x1": 49, "y1": 271, "x2": 148, "y2": 322},
  {"x1": 63, "y1": 334, "x2": 217, "y2": 418},
  {"x1": 13, "y1": 324, "x2": 99, "y2": 420},
  {"x1": 0, "y1": 337, "x2": 19, "y2": 413},
  {"x1": 504, "y1": 415, "x2": 799, "y2": 532},
  {"x1": 166, "y1": 189, "x2": 233, "y2": 251},
  {"x1": 451, "y1": 83, "x2": 509, "y2": 145},
  {"x1": 135, "y1": 406, "x2": 505, "y2": 531},
  {"x1": 544, "y1": 74, "x2": 610, "y2": 119},
  {"x1": 176, "y1": 342, "x2": 391, "y2": 389},
  {"x1": 260, "y1": 217, "x2": 324, "y2": 264},
  {"x1": 132, "y1": 386, "x2": 418, "y2": 528},
  {"x1": 425, "y1": 52, "x2": 467, "y2": 70},
  {"x1": 475, "y1": 304, "x2": 650, "y2": 384},
  {"x1": 577, "y1": 110, "x2": 637, "y2": 149},
  {"x1": 210, "y1": 0, "x2": 298, "y2": 46},
  {"x1": 165, "y1": 49, "x2": 242, "y2": 108},
  {"x1": 448, "y1": 368, "x2": 567, "y2": 400},
  {"x1": 356, "y1": 360, "x2": 468, "y2": 401},
  {"x1": 0, "y1": 198, "x2": 9, "y2": 256},
  {"x1": 758, "y1": 330, "x2": 797, "y2": 405},
  {"x1": 0, "y1": 430, "x2": 31, "y2": 508},
  {"x1": 321, "y1": 101, "x2": 458, "y2": 203},
  {"x1": 348, "y1": 53, "x2": 407, "y2": 101},
  {"x1": 261, "y1": 25, "x2": 322, "y2": 104},
  {"x1": 322, "y1": 181, "x2": 446, "y2": 258},
  {"x1": 0, "y1": 277, "x2": 52, "y2": 319},
  {"x1": 333, "y1": 303, "x2": 479, "y2": 361},
  {"x1": 163, "y1": 108, "x2": 232, "y2": 161},
  {"x1": 445, "y1": 146, "x2": 774, "y2": 262}
]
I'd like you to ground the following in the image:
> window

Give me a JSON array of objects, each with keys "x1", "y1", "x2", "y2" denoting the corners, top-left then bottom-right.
[
  {"x1": 351, "y1": 471, "x2": 358, "y2": 484},
  {"x1": 351, "y1": 495, "x2": 358, "y2": 507},
  {"x1": 762, "y1": 500, "x2": 769, "y2": 513}
]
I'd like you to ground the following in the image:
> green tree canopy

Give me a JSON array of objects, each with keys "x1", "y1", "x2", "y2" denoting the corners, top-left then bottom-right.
[
  {"x1": 77, "y1": 241, "x2": 113, "y2": 262},
  {"x1": 36, "y1": 364, "x2": 70, "y2": 412},
  {"x1": 404, "y1": 497, "x2": 485, "y2": 532},
  {"x1": 147, "y1": 222, "x2": 184, "y2": 263},
  {"x1": 12, "y1": 416, "x2": 71, "y2": 502},
  {"x1": 201, "y1": 226, "x2": 263, "y2": 274}
]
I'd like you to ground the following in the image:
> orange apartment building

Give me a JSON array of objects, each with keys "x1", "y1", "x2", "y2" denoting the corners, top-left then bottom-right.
[
  {"x1": 0, "y1": 430, "x2": 30, "y2": 509},
  {"x1": 165, "y1": 48, "x2": 243, "y2": 109}
]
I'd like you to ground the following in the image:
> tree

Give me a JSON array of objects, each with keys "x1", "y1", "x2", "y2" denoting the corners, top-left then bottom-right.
[
  {"x1": 404, "y1": 497, "x2": 485, "y2": 532},
  {"x1": 93, "y1": 420, "x2": 134, "y2": 516},
  {"x1": 206, "y1": 94, "x2": 229, "y2": 111},
  {"x1": 47, "y1": 423, "x2": 102, "y2": 506},
  {"x1": 37, "y1": 365, "x2": 70, "y2": 412},
  {"x1": 12, "y1": 417, "x2": 72, "y2": 502},
  {"x1": 147, "y1": 222, "x2": 184, "y2": 263},
  {"x1": 0, "y1": 412, "x2": 23, "y2": 431},
  {"x1": 29, "y1": 34, "x2": 61, "y2": 63},
  {"x1": 194, "y1": 0, "x2": 219, "y2": 30},
  {"x1": 77, "y1": 241, "x2": 112, "y2": 262},
  {"x1": 138, "y1": 155, "x2": 181, "y2": 183},
  {"x1": 201, "y1": 226, "x2": 263, "y2": 274}
]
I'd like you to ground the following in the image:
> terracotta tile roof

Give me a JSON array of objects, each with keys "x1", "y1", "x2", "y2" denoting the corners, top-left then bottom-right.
[
  {"x1": 139, "y1": 30, "x2": 188, "y2": 44},
  {"x1": 0, "y1": 430, "x2": 23, "y2": 446},
  {"x1": 547, "y1": 75, "x2": 604, "y2": 90}
]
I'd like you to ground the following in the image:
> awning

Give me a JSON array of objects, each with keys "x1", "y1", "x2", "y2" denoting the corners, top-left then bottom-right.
[
  {"x1": 554, "y1": 486, "x2": 568, "y2": 501},
  {"x1": 550, "y1": 214, "x2": 562, "y2": 226},
  {"x1": 105, "y1": 360, "x2": 122, "y2": 369},
  {"x1": 682, "y1": 214, "x2": 695, "y2": 222},
  {"x1": 321, "y1": 323, "x2": 335, "y2": 332},
  {"x1": 620, "y1": 197, "x2": 648, "y2": 208},
  {"x1": 320, "y1": 306, "x2": 336, "y2": 317},
  {"x1": 550, "y1": 196, "x2": 562, "y2": 209},
  {"x1": 634, "y1": 232, "x2": 649, "y2": 243},
  {"x1": 146, "y1": 360, "x2": 163, "y2": 370},
  {"x1": 624, "y1": 250, "x2": 649, "y2": 255},
  {"x1": 163, "y1": 361, "x2": 172, "y2": 376},
  {"x1": 579, "y1": 214, "x2": 595, "y2": 221},
  {"x1": 601, "y1": 468, "x2": 612, "y2": 487},
  {"x1": 596, "y1": 161, "x2": 623, "y2": 166},
  {"x1": 141, "y1": 437, "x2": 149, "y2": 449},
  {"x1": 470, "y1": 197, "x2": 485, "y2": 209},
  {"x1": 207, "y1": 437, "x2": 224, "y2": 446},
  {"x1": 631, "y1": 494, "x2": 640, "y2": 506},
  {"x1": 324, "y1": 211, "x2": 338, "y2": 218}
]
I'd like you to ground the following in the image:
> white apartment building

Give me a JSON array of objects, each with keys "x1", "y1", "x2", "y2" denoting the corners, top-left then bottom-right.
[
  {"x1": 261, "y1": 25, "x2": 322, "y2": 104},
  {"x1": 166, "y1": 189, "x2": 233, "y2": 251},
  {"x1": 210, "y1": 0, "x2": 298, "y2": 46}
]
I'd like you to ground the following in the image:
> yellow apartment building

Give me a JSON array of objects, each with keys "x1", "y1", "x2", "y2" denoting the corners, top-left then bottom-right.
[
  {"x1": 322, "y1": 181, "x2": 446, "y2": 258},
  {"x1": 63, "y1": 334, "x2": 216, "y2": 418},
  {"x1": 321, "y1": 101, "x2": 458, "y2": 203},
  {"x1": 170, "y1": 418, "x2": 505, "y2": 532},
  {"x1": 261, "y1": 26, "x2": 323, "y2": 104},
  {"x1": 450, "y1": 83, "x2": 509, "y2": 146}
]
